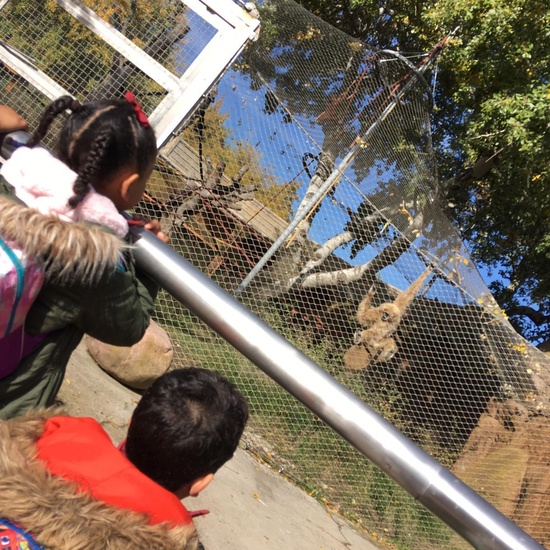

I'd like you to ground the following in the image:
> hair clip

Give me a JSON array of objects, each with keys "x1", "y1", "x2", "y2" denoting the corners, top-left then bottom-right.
[{"x1": 124, "y1": 91, "x2": 150, "y2": 128}]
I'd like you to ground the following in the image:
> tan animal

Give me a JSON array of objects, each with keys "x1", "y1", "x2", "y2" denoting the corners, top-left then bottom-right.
[{"x1": 345, "y1": 267, "x2": 432, "y2": 368}]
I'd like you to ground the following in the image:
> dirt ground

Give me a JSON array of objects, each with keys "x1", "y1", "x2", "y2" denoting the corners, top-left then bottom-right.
[{"x1": 59, "y1": 343, "x2": 380, "y2": 550}]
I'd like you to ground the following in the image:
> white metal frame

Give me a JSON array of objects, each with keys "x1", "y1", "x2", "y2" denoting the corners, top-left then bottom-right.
[
  {"x1": 0, "y1": 41, "x2": 69, "y2": 99},
  {"x1": 0, "y1": 0, "x2": 259, "y2": 148}
]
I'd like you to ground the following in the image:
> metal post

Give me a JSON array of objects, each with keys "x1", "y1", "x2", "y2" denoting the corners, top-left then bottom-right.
[{"x1": 130, "y1": 226, "x2": 544, "y2": 550}]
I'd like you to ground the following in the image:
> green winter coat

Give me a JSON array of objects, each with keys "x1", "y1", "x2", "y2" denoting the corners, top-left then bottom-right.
[{"x1": 0, "y1": 179, "x2": 158, "y2": 418}]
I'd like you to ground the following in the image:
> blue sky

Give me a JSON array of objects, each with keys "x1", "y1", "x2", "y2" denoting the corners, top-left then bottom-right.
[
  {"x1": 213, "y1": 67, "x2": 472, "y2": 302},
  {"x1": 174, "y1": 7, "x2": 502, "y2": 312}
]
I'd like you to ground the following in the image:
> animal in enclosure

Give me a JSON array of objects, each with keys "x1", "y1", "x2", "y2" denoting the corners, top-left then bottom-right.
[
  {"x1": 344, "y1": 199, "x2": 389, "y2": 258},
  {"x1": 344, "y1": 267, "x2": 432, "y2": 368}
]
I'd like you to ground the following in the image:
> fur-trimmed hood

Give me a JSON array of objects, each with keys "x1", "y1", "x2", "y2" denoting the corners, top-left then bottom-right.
[
  {"x1": 1, "y1": 147, "x2": 129, "y2": 238},
  {"x1": 0, "y1": 194, "x2": 128, "y2": 284},
  {"x1": 0, "y1": 410, "x2": 198, "y2": 550}
]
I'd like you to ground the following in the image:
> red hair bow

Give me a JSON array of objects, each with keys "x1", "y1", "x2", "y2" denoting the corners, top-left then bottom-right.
[{"x1": 125, "y1": 91, "x2": 150, "y2": 128}]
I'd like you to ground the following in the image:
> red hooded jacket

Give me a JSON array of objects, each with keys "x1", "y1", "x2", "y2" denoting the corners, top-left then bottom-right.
[{"x1": 35, "y1": 416, "x2": 193, "y2": 527}]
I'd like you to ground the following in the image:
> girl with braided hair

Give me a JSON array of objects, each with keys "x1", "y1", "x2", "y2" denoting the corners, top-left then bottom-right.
[{"x1": 0, "y1": 93, "x2": 167, "y2": 418}]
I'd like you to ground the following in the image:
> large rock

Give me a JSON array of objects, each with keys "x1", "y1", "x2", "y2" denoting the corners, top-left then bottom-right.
[
  {"x1": 452, "y1": 399, "x2": 550, "y2": 547},
  {"x1": 86, "y1": 321, "x2": 173, "y2": 389}
]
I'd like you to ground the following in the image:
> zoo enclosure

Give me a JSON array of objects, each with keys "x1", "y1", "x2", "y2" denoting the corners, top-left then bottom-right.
[{"x1": 1, "y1": 1, "x2": 549, "y2": 549}]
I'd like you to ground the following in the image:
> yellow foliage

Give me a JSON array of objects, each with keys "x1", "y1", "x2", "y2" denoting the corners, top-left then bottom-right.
[
  {"x1": 507, "y1": 342, "x2": 527, "y2": 354},
  {"x1": 182, "y1": 101, "x2": 296, "y2": 221},
  {"x1": 295, "y1": 27, "x2": 321, "y2": 41}
]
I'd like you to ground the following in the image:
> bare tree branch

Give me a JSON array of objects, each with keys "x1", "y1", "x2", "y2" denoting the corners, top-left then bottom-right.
[
  {"x1": 508, "y1": 305, "x2": 550, "y2": 327},
  {"x1": 281, "y1": 211, "x2": 425, "y2": 292},
  {"x1": 300, "y1": 231, "x2": 354, "y2": 275}
]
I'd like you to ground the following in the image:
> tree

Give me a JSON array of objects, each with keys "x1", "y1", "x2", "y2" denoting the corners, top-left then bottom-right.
[
  {"x1": 0, "y1": 0, "x2": 187, "y2": 111},
  {"x1": 423, "y1": 0, "x2": 550, "y2": 344},
  {"x1": 180, "y1": 99, "x2": 295, "y2": 219},
  {"x1": 271, "y1": 0, "x2": 550, "y2": 343},
  {"x1": 241, "y1": 0, "x2": 457, "y2": 304}
]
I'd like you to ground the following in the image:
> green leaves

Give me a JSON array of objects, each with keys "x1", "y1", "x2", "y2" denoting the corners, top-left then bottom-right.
[{"x1": 291, "y1": 0, "x2": 550, "y2": 341}]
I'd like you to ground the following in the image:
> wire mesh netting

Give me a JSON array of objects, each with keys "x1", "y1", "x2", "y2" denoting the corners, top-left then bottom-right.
[{"x1": 1, "y1": 0, "x2": 550, "y2": 548}]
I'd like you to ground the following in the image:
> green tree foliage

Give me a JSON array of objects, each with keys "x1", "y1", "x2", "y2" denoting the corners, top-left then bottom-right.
[{"x1": 291, "y1": 0, "x2": 550, "y2": 343}]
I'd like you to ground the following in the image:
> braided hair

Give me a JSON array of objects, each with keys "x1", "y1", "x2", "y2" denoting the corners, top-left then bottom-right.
[{"x1": 27, "y1": 95, "x2": 157, "y2": 208}]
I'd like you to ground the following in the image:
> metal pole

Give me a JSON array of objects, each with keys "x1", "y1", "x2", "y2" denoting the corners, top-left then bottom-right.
[{"x1": 131, "y1": 226, "x2": 544, "y2": 550}]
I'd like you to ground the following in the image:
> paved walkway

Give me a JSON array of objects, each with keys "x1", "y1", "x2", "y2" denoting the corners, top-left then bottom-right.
[{"x1": 60, "y1": 344, "x2": 380, "y2": 550}]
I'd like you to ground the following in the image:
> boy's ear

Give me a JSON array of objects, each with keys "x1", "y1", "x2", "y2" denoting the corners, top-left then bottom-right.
[
  {"x1": 120, "y1": 172, "x2": 140, "y2": 200},
  {"x1": 189, "y1": 473, "x2": 214, "y2": 497}
]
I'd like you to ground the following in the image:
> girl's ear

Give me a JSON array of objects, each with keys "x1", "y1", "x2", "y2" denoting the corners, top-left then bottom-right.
[{"x1": 120, "y1": 172, "x2": 140, "y2": 201}]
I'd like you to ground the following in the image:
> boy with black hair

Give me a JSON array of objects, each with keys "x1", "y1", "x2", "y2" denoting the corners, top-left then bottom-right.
[
  {"x1": 126, "y1": 367, "x2": 249, "y2": 499},
  {"x1": 0, "y1": 367, "x2": 248, "y2": 550}
]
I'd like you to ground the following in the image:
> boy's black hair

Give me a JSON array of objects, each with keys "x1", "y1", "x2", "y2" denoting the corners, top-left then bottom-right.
[
  {"x1": 27, "y1": 95, "x2": 157, "y2": 207},
  {"x1": 125, "y1": 367, "x2": 249, "y2": 493}
]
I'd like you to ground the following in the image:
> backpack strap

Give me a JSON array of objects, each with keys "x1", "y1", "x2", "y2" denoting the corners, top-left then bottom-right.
[
  {"x1": 0, "y1": 518, "x2": 45, "y2": 550},
  {"x1": 0, "y1": 174, "x2": 26, "y2": 336},
  {"x1": 0, "y1": 235, "x2": 25, "y2": 336}
]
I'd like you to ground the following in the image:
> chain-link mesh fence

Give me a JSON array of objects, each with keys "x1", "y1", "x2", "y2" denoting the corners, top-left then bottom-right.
[{"x1": 2, "y1": 0, "x2": 549, "y2": 548}]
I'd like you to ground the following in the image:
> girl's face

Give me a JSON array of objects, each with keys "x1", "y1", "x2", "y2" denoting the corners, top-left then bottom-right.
[
  {"x1": 100, "y1": 158, "x2": 156, "y2": 211},
  {"x1": 124, "y1": 158, "x2": 156, "y2": 210}
]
